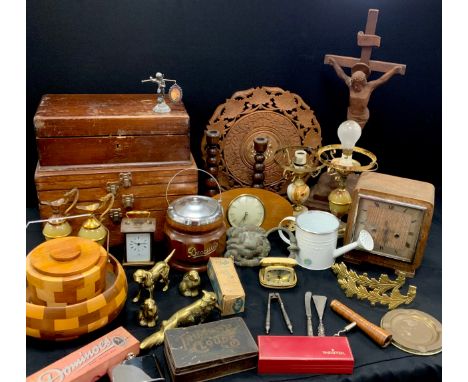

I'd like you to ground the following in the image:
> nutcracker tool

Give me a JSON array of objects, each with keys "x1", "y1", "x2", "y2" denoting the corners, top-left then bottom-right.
[{"x1": 265, "y1": 292, "x2": 293, "y2": 334}]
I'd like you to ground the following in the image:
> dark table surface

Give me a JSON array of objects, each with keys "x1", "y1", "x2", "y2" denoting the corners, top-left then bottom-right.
[{"x1": 26, "y1": 200, "x2": 442, "y2": 382}]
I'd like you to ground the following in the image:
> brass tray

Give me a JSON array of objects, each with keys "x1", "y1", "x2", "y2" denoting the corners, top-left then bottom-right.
[
  {"x1": 381, "y1": 309, "x2": 442, "y2": 355},
  {"x1": 202, "y1": 87, "x2": 322, "y2": 193}
]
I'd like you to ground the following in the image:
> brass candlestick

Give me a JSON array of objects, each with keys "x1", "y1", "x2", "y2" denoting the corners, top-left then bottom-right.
[{"x1": 274, "y1": 146, "x2": 323, "y2": 215}]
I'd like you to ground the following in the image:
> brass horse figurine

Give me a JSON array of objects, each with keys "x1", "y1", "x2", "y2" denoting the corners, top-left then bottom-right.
[{"x1": 132, "y1": 250, "x2": 174, "y2": 302}]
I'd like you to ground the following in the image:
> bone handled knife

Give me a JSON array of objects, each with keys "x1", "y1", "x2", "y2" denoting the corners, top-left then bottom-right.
[{"x1": 305, "y1": 291, "x2": 314, "y2": 336}]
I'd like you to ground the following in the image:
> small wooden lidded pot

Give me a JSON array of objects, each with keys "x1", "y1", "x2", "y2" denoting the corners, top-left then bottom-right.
[{"x1": 26, "y1": 237, "x2": 108, "y2": 306}]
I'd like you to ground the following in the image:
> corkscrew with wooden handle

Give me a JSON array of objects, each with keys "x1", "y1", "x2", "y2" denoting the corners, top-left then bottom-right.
[{"x1": 330, "y1": 299, "x2": 392, "y2": 347}]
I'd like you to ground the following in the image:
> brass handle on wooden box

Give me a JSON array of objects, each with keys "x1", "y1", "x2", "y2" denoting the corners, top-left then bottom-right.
[
  {"x1": 120, "y1": 172, "x2": 132, "y2": 188},
  {"x1": 109, "y1": 208, "x2": 123, "y2": 224},
  {"x1": 106, "y1": 182, "x2": 120, "y2": 196},
  {"x1": 122, "y1": 194, "x2": 135, "y2": 209}
]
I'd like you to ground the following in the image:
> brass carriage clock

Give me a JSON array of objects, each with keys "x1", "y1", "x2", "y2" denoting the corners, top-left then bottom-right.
[{"x1": 121, "y1": 211, "x2": 156, "y2": 266}]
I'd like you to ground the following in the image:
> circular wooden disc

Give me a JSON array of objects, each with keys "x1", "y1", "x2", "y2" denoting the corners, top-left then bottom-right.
[
  {"x1": 202, "y1": 87, "x2": 322, "y2": 193},
  {"x1": 224, "y1": 111, "x2": 301, "y2": 187},
  {"x1": 29, "y1": 237, "x2": 103, "y2": 277},
  {"x1": 381, "y1": 309, "x2": 442, "y2": 355}
]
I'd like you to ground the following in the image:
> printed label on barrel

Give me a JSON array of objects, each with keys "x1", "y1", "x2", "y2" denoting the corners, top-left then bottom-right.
[{"x1": 187, "y1": 241, "x2": 219, "y2": 258}]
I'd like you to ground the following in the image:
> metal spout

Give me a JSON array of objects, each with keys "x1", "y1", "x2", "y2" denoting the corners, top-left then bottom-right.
[{"x1": 333, "y1": 230, "x2": 374, "y2": 259}]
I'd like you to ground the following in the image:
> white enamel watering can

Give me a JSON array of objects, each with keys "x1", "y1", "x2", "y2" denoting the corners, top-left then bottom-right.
[{"x1": 279, "y1": 210, "x2": 374, "y2": 270}]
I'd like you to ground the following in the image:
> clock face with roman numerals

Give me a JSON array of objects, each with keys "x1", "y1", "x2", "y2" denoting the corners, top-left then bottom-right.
[{"x1": 351, "y1": 195, "x2": 426, "y2": 263}]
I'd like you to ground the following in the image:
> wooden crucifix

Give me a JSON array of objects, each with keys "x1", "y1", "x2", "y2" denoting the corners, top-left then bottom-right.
[{"x1": 324, "y1": 9, "x2": 406, "y2": 128}]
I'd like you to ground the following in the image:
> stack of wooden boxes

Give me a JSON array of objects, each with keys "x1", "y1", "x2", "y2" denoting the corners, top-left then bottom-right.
[{"x1": 34, "y1": 94, "x2": 198, "y2": 246}]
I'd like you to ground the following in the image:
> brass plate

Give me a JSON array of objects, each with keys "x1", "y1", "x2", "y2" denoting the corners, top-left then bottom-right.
[{"x1": 381, "y1": 309, "x2": 442, "y2": 355}]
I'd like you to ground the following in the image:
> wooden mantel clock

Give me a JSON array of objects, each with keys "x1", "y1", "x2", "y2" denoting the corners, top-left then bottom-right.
[
  {"x1": 344, "y1": 172, "x2": 435, "y2": 276},
  {"x1": 121, "y1": 211, "x2": 156, "y2": 266}
]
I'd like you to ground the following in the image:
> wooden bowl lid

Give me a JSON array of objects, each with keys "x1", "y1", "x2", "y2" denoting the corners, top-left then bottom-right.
[{"x1": 28, "y1": 237, "x2": 104, "y2": 277}]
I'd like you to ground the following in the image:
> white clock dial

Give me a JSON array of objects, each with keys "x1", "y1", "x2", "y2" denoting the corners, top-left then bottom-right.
[
  {"x1": 227, "y1": 194, "x2": 265, "y2": 227},
  {"x1": 126, "y1": 233, "x2": 151, "y2": 262}
]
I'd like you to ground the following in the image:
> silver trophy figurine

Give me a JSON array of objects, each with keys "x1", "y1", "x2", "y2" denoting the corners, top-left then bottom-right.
[{"x1": 141, "y1": 72, "x2": 183, "y2": 113}]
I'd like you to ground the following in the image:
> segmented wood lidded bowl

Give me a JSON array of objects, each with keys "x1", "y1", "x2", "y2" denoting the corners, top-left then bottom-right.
[{"x1": 26, "y1": 236, "x2": 127, "y2": 340}]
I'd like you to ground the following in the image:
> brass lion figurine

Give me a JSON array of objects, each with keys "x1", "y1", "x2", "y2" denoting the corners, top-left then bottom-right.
[
  {"x1": 179, "y1": 270, "x2": 201, "y2": 297},
  {"x1": 133, "y1": 250, "x2": 174, "y2": 302},
  {"x1": 138, "y1": 298, "x2": 158, "y2": 328},
  {"x1": 140, "y1": 290, "x2": 219, "y2": 350}
]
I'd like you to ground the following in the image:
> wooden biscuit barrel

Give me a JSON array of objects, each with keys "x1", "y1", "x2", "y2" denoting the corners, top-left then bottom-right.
[
  {"x1": 26, "y1": 237, "x2": 108, "y2": 306},
  {"x1": 26, "y1": 254, "x2": 127, "y2": 340}
]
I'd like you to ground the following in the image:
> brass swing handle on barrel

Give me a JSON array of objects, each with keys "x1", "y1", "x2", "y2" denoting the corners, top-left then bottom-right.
[{"x1": 165, "y1": 168, "x2": 223, "y2": 208}]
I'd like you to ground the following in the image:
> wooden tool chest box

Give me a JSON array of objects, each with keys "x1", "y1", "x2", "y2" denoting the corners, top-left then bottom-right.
[
  {"x1": 34, "y1": 94, "x2": 190, "y2": 166},
  {"x1": 35, "y1": 157, "x2": 198, "y2": 247}
]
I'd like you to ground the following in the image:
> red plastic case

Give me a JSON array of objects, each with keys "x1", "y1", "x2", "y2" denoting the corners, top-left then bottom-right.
[{"x1": 258, "y1": 336, "x2": 354, "y2": 375}]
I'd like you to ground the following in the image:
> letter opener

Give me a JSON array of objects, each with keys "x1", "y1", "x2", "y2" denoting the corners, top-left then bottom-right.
[
  {"x1": 305, "y1": 291, "x2": 314, "y2": 336},
  {"x1": 312, "y1": 295, "x2": 327, "y2": 336}
]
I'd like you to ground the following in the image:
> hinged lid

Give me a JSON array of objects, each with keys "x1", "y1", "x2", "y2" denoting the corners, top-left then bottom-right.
[
  {"x1": 28, "y1": 236, "x2": 105, "y2": 277},
  {"x1": 167, "y1": 196, "x2": 223, "y2": 226},
  {"x1": 34, "y1": 94, "x2": 189, "y2": 138}
]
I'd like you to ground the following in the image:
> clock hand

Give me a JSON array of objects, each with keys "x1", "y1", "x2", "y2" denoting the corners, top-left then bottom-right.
[{"x1": 241, "y1": 211, "x2": 249, "y2": 223}]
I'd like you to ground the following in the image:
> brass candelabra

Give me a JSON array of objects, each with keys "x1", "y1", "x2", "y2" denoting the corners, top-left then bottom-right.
[{"x1": 317, "y1": 144, "x2": 377, "y2": 229}]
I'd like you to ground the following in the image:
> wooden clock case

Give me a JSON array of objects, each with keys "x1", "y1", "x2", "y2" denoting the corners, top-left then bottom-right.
[{"x1": 344, "y1": 172, "x2": 435, "y2": 276}]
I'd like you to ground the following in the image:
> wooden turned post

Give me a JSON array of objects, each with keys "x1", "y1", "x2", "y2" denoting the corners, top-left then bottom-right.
[
  {"x1": 252, "y1": 137, "x2": 268, "y2": 188},
  {"x1": 204, "y1": 130, "x2": 221, "y2": 196}
]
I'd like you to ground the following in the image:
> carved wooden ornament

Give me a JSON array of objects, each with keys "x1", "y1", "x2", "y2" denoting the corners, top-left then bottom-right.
[{"x1": 202, "y1": 87, "x2": 322, "y2": 193}]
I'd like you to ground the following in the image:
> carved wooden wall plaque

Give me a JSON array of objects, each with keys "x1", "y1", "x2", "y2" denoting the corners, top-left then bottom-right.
[{"x1": 202, "y1": 87, "x2": 322, "y2": 193}]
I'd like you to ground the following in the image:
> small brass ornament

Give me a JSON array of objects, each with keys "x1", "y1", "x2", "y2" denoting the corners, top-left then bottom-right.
[
  {"x1": 76, "y1": 193, "x2": 114, "y2": 246},
  {"x1": 141, "y1": 72, "x2": 182, "y2": 113},
  {"x1": 179, "y1": 270, "x2": 201, "y2": 297},
  {"x1": 138, "y1": 297, "x2": 158, "y2": 328},
  {"x1": 140, "y1": 290, "x2": 219, "y2": 349},
  {"x1": 331, "y1": 262, "x2": 417, "y2": 309},
  {"x1": 40, "y1": 188, "x2": 79, "y2": 240},
  {"x1": 132, "y1": 250, "x2": 174, "y2": 303}
]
